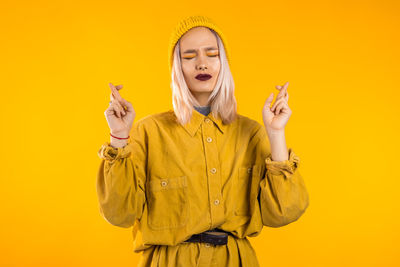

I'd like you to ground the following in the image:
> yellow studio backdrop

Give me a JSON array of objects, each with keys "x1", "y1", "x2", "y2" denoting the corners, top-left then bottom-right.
[{"x1": 1, "y1": 0, "x2": 399, "y2": 266}]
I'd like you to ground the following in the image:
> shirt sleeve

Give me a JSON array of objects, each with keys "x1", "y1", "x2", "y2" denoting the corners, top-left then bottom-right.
[
  {"x1": 96, "y1": 121, "x2": 147, "y2": 228},
  {"x1": 254, "y1": 125, "x2": 310, "y2": 228}
]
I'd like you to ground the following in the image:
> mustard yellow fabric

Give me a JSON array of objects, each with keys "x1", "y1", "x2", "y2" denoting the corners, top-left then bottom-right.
[{"x1": 96, "y1": 108, "x2": 310, "y2": 266}]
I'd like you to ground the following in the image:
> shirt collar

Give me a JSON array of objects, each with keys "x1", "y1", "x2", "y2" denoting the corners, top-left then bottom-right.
[{"x1": 179, "y1": 108, "x2": 227, "y2": 137}]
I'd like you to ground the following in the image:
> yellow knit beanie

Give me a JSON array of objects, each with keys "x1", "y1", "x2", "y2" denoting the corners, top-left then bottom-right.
[{"x1": 168, "y1": 15, "x2": 231, "y2": 73}]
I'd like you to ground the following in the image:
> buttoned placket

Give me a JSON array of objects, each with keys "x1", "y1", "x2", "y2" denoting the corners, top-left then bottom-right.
[{"x1": 201, "y1": 116, "x2": 224, "y2": 228}]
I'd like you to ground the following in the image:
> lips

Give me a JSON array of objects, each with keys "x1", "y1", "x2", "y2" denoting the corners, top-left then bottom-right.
[{"x1": 195, "y1": 74, "x2": 212, "y2": 81}]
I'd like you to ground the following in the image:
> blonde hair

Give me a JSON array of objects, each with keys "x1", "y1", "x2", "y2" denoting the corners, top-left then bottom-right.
[{"x1": 170, "y1": 28, "x2": 237, "y2": 126}]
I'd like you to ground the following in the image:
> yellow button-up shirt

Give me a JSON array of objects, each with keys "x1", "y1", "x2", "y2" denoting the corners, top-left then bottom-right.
[{"x1": 96, "y1": 108, "x2": 309, "y2": 256}]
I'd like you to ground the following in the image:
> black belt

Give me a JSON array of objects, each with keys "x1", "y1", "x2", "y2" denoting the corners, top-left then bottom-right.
[{"x1": 182, "y1": 228, "x2": 232, "y2": 245}]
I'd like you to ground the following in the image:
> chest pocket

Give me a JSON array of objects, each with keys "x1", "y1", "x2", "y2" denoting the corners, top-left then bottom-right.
[
  {"x1": 147, "y1": 175, "x2": 189, "y2": 230},
  {"x1": 234, "y1": 165, "x2": 262, "y2": 216}
]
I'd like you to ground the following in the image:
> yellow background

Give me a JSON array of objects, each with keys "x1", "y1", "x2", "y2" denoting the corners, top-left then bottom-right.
[{"x1": 1, "y1": 0, "x2": 399, "y2": 266}]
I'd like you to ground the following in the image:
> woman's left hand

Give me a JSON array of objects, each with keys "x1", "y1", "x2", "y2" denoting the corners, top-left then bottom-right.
[{"x1": 262, "y1": 81, "x2": 291, "y2": 134}]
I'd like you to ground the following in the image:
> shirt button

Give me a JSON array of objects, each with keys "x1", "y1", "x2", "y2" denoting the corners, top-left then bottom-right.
[
  {"x1": 161, "y1": 181, "x2": 168, "y2": 187},
  {"x1": 205, "y1": 243, "x2": 211, "y2": 247},
  {"x1": 214, "y1": 199, "x2": 220, "y2": 205},
  {"x1": 206, "y1": 137, "x2": 213, "y2": 143},
  {"x1": 204, "y1": 118, "x2": 211, "y2": 123},
  {"x1": 210, "y1": 168, "x2": 217, "y2": 174},
  {"x1": 247, "y1": 168, "x2": 252, "y2": 174}
]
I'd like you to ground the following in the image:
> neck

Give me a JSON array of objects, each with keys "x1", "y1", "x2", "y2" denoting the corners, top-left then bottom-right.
[{"x1": 191, "y1": 91, "x2": 211, "y2": 106}]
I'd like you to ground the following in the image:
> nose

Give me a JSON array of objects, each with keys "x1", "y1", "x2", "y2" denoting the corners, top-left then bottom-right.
[
  {"x1": 198, "y1": 65, "x2": 207, "y2": 71},
  {"x1": 196, "y1": 53, "x2": 208, "y2": 71}
]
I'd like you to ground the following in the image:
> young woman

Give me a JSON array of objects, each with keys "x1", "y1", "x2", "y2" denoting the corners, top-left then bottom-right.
[{"x1": 97, "y1": 15, "x2": 309, "y2": 267}]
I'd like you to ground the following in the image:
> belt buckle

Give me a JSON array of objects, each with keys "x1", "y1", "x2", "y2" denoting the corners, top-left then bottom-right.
[
  {"x1": 203, "y1": 231, "x2": 228, "y2": 245},
  {"x1": 182, "y1": 229, "x2": 230, "y2": 245}
]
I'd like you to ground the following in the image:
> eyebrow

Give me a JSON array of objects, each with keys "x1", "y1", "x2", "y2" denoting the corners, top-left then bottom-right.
[{"x1": 182, "y1": 46, "x2": 219, "y2": 54}]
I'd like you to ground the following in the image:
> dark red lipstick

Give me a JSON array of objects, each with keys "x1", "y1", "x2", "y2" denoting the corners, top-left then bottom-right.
[{"x1": 195, "y1": 74, "x2": 212, "y2": 81}]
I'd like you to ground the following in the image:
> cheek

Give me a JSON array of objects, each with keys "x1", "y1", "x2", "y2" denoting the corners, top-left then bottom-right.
[
  {"x1": 211, "y1": 61, "x2": 221, "y2": 74},
  {"x1": 181, "y1": 63, "x2": 191, "y2": 76}
]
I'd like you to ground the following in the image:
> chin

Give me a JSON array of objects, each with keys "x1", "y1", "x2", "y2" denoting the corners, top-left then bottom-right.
[
  {"x1": 191, "y1": 87, "x2": 214, "y2": 93},
  {"x1": 191, "y1": 82, "x2": 216, "y2": 92}
]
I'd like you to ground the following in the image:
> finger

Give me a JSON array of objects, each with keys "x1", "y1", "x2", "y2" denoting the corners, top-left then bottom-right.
[
  {"x1": 275, "y1": 102, "x2": 285, "y2": 115},
  {"x1": 113, "y1": 90, "x2": 126, "y2": 107},
  {"x1": 109, "y1": 82, "x2": 116, "y2": 91},
  {"x1": 286, "y1": 92, "x2": 289, "y2": 102},
  {"x1": 271, "y1": 90, "x2": 282, "y2": 110},
  {"x1": 281, "y1": 102, "x2": 291, "y2": 115},
  {"x1": 111, "y1": 102, "x2": 122, "y2": 118},
  {"x1": 264, "y1": 92, "x2": 274, "y2": 108},
  {"x1": 117, "y1": 105, "x2": 126, "y2": 116},
  {"x1": 282, "y1": 81, "x2": 289, "y2": 97},
  {"x1": 122, "y1": 99, "x2": 134, "y2": 113},
  {"x1": 109, "y1": 84, "x2": 127, "y2": 110},
  {"x1": 275, "y1": 85, "x2": 284, "y2": 99},
  {"x1": 283, "y1": 81, "x2": 289, "y2": 89},
  {"x1": 274, "y1": 90, "x2": 285, "y2": 103},
  {"x1": 118, "y1": 97, "x2": 130, "y2": 111},
  {"x1": 110, "y1": 104, "x2": 120, "y2": 118},
  {"x1": 275, "y1": 85, "x2": 285, "y2": 99},
  {"x1": 114, "y1": 100, "x2": 126, "y2": 115},
  {"x1": 271, "y1": 97, "x2": 287, "y2": 111},
  {"x1": 114, "y1": 86, "x2": 124, "y2": 101},
  {"x1": 117, "y1": 105, "x2": 124, "y2": 117},
  {"x1": 109, "y1": 92, "x2": 125, "y2": 108},
  {"x1": 271, "y1": 98, "x2": 283, "y2": 112},
  {"x1": 109, "y1": 98, "x2": 124, "y2": 114},
  {"x1": 109, "y1": 82, "x2": 124, "y2": 102},
  {"x1": 274, "y1": 101, "x2": 287, "y2": 115},
  {"x1": 111, "y1": 100, "x2": 124, "y2": 117},
  {"x1": 275, "y1": 91, "x2": 286, "y2": 102},
  {"x1": 105, "y1": 107, "x2": 117, "y2": 118},
  {"x1": 277, "y1": 82, "x2": 288, "y2": 98},
  {"x1": 284, "y1": 81, "x2": 289, "y2": 95},
  {"x1": 109, "y1": 83, "x2": 131, "y2": 113},
  {"x1": 105, "y1": 104, "x2": 115, "y2": 116},
  {"x1": 114, "y1": 85, "x2": 124, "y2": 105},
  {"x1": 109, "y1": 83, "x2": 118, "y2": 101}
]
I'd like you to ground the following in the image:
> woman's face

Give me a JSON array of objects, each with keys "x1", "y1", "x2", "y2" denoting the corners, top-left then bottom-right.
[{"x1": 179, "y1": 26, "x2": 221, "y2": 104}]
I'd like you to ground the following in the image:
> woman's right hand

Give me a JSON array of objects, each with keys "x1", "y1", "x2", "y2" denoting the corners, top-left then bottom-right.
[{"x1": 104, "y1": 82, "x2": 136, "y2": 138}]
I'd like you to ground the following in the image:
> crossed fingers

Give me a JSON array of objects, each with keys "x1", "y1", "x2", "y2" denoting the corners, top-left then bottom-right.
[
  {"x1": 271, "y1": 82, "x2": 289, "y2": 114},
  {"x1": 109, "y1": 83, "x2": 127, "y2": 116}
]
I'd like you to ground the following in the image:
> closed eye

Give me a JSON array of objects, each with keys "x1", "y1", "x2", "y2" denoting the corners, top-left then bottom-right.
[{"x1": 183, "y1": 53, "x2": 219, "y2": 60}]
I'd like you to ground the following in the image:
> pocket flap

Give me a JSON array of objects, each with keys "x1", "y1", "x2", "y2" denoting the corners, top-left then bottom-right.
[{"x1": 149, "y1": 175, "x2": 187, "y2": 192}]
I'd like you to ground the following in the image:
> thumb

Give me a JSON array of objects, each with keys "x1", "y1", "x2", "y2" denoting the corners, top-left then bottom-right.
[{"x1": 264, "y1": 92, "x2": 274, "y2": 108}]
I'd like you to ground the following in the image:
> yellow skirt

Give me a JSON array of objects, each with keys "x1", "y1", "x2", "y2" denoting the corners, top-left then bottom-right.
[{"x1": 137, "y1": 234, "x2": 260, "y2": 267}]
